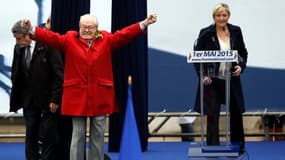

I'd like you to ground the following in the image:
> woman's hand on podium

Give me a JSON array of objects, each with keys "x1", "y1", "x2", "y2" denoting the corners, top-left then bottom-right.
[
  {"x1": 232, "y1": 65, "x2": 242, "y2": 76},
  {"x1": 203, "y1": 76, "x2": 212, "y2": 85}
]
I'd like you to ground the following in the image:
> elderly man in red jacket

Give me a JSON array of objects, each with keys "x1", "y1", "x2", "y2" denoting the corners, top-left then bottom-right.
[{"x1": 21, "y1": 13, "x2": 157, "y2": 160}]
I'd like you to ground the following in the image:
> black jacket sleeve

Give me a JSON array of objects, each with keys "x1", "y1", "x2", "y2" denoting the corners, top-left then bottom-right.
[{"x1": 47, "y1": 48, "x2": 64, "y2": 105}]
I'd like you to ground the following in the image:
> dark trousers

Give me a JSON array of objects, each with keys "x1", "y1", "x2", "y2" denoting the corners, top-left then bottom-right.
[
  {"x1": 56, "y1": 115, "x2": 72, "y2": 160},
  {"x1": 205, "y1": 79, "x2": 245, "y2": 147},
  {"x1": 23, "y1": 106, "x2": 58, "y2": 160}
]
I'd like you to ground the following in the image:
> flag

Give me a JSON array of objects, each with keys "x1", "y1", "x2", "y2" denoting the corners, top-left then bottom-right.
[{"x1": 119, "y1": 84, "x2": 142, "y2": 160}]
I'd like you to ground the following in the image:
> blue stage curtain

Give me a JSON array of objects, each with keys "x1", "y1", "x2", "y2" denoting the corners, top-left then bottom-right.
[
  {"x1": 109, "y1": 0, "x2": 148, "y2": 152},
  {"x1": 50, "y1": 1, "x2": 90, "y2": 159}
]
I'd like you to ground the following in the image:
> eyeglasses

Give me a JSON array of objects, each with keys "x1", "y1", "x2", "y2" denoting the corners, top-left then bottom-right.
[{"x1": 79, "y1": 24, "x2": 97, "y2": 30}]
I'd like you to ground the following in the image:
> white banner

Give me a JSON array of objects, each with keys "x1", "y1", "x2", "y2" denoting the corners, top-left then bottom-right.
[{"x1": 187, "y1": 50, "x2": 238, "y2": 63}]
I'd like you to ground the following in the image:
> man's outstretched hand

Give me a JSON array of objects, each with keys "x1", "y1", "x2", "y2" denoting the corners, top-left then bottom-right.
[
  {"x1": 142, "y1": 13, "x2": 157, "y2": 26},
  {"x1": 20, "y1": 19, "x2": 33, "y2": 32}
]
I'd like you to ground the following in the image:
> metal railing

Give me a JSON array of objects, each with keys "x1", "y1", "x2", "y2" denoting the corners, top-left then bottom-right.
[
  {"x1": 1, "y1": 111, "x2": 285, "y2": 141},
  {"x1": 148, "y1": 111, "x2": 285, "y2": 141}
]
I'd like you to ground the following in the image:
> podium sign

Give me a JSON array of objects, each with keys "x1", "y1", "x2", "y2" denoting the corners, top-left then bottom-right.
[
  {"x1": 187, "y1": 50, "x2": 238, "y2": 63},
  {"x1": 187, "y1": 50, "x2": 240, "y2": 159}
]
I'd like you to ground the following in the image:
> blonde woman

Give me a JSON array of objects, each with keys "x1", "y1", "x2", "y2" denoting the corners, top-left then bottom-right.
[{"x1": 193, "y1": 3, "x2": 248, "y2": 154}]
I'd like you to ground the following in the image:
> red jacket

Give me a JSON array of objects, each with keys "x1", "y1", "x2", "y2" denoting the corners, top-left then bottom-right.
[{"x1": 34, "y1": 23, "x2": 144, "y2": 116}]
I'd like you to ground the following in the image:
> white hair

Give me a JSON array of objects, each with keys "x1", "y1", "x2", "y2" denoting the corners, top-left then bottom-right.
[{"x1": 79, "y1": 14, "x2": 99, "y2": 26}]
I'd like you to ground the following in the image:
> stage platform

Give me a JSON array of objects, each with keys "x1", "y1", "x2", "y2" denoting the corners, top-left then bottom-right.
[{"x1": 0, "y1": 141, "x2": 285, "y2": 160}]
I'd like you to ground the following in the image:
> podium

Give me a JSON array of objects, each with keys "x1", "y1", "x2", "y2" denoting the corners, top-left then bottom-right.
[{"x1": 187, "y1": 50, "x2": 240, "y2": 159}]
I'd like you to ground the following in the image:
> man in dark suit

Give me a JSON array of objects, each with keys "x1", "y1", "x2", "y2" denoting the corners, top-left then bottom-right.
[{"x1": 10, "y1": 19, "x2": 64, "y2": 160}]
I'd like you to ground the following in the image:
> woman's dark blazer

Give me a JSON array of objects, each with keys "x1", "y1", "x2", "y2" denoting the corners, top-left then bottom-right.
[
  {"x1": 193, "y1": 23, "x2": 248, "y2": 115},
  {"x1": 9, "y1": 42, "x2": 64, "y2": 112}
]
